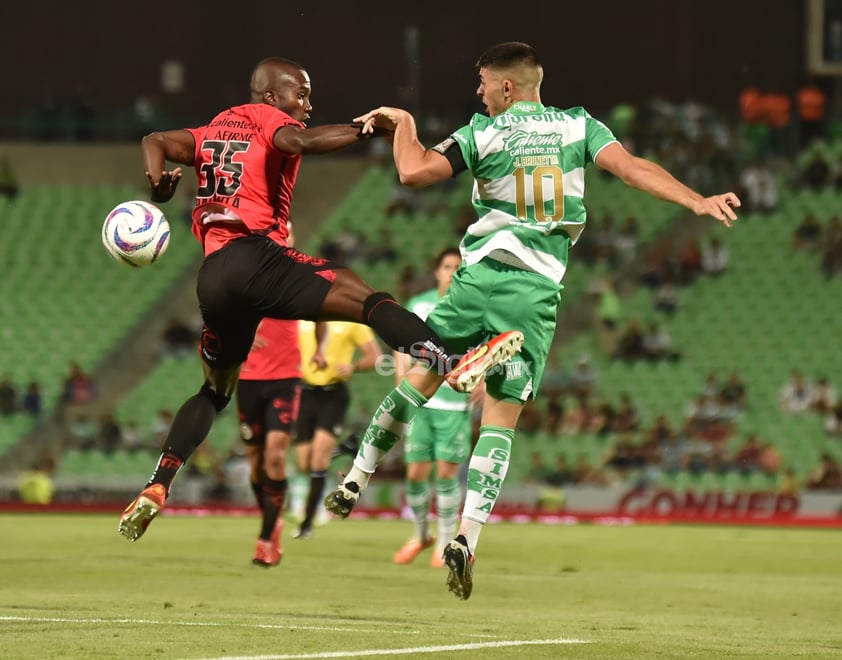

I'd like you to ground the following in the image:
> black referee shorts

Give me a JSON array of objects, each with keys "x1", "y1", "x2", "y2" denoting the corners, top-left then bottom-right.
[{"x1": 295, "y1": 382, "x2": 351, "y2": 444}]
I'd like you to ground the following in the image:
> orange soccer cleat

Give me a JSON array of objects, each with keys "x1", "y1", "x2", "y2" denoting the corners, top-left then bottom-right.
[
  {"x1": 445, "y1": 331, "x2": 524, "y2": 393},
  {"x1": 393, "y1": 535, "x2": 436, "y2": 565},
  {"x1": 117, "y1": 484, "x2": 168, "y2": 542}
]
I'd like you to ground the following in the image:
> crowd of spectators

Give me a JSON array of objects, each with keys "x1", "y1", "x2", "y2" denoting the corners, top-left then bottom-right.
[
  {"x1": 506, "y1": 93, "x2": 841, "y2": 496},
  {"x1": 792, "y1": 212, "x2": 842, "y2": 280},
  {"x1": 518, "y1": 351, "x2": 842, "y2": 498},
  {"x1": 777, "y1": 371, "x2": 842, "y2": 441},
  {"x1": 63, "y1": 407, "x2": 175, "y2": 455},
  {"x1": 0, "y1": 373, "x2": 43, "y2": 418}
]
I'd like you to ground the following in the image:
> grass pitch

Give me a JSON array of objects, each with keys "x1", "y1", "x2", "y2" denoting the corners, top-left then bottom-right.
[{"x1": 1, "y1": 513, "x2": 841, "y2": 659}]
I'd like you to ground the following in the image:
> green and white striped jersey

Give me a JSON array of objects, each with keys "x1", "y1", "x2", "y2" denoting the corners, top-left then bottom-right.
[
  {"x1": 442, "y1": 101, "x2": 617, "y2": 284},
  {"x1": 406, "y1": 289, "x2": 471, "y2": 412}
]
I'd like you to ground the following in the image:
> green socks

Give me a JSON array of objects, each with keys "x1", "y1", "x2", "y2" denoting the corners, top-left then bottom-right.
[
  {"x1": 352, "y1": 379, "x2": 427, "y2": 476},
  {"x1": 460, "y1": 425, "x2": 514, "y2": 553}
]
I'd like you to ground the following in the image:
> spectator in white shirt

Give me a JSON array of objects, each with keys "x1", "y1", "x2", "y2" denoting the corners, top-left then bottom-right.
[
  {"x1": 779, "y1": 371, "x2": 814, "y2": 414},
  {"x1": 701, "y1": 236, "x2": 729, "y2": 276},
  {"x1": 811, "y1": 376, "x2": 838, "y2": 416}
]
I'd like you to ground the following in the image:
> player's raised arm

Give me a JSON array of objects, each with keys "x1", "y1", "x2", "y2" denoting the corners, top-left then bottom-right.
[
  {"x1": 272, "y1": 123, "x2": 387, "y2": 156},
  {"x1": 595, "y1": 142, "x2": 741, "y2": 227},
  {"x1": 141, "y1": 129, "x2": 195, "y2": 202},
  {"x1": 355, "y1": 106, "x2": 454, "y2": 188}
]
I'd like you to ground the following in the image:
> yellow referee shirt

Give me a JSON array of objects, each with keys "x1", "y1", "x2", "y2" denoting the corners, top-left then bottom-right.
[{"x1": 299, "y1": 321, "x2": 377, "y2": 386}]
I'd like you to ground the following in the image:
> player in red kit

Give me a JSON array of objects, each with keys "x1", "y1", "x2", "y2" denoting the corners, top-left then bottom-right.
[
  {"x1": 239, "y1": 222, "x2": 312, "y2": 567},
  {"x1": 118, "y1": 57, "x2": 522, "y2": 543},
  {"x1": 237, "y1": 317, "x2": 302, "y2": 567}
]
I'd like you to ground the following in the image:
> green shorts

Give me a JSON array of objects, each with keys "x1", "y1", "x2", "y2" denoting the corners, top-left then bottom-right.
[
  {"x1": 426, "y1": 258, "x2": 561, "y2": 402},
  {"x1": 404, "y1": 405, "x2": 472, "y2": 464}
]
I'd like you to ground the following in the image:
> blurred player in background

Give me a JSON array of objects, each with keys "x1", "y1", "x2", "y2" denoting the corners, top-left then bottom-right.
[
  {"x1": 293, "y1": 320, "x2": 381, "y2": 540},
  {"x1": 327, "y1": 41, "x2": 739, "y2": 599},
  {"x1": 393, "y1": 248, "x2": 476, "y2": 568},
  {"x1": 237, "y1": 317, "x2": 301, "y2": 567},
  {"x1": 118, "y1": 57, "x2": 515, "y2": 544},
  {"x1": 236, "y1": 221, "x2": 306, "y2": 567}
]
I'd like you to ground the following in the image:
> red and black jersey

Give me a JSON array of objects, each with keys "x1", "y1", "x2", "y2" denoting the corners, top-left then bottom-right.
[
  {"x1": 186, "y1": 104, "x2": 303, "y2": 255},
  {"x1": 239, "y1": 318, "x2": 302, "y2": 381}
]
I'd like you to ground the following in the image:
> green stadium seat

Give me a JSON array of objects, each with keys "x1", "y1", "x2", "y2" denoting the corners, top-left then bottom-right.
[
  {"x1": 746, "y1": 471, "x2": 778, "y2": 492},
  {"x1": 721, "y1": 471, "x2": 747, "y2": 494},
  {"x1": 670, "y1": 470, "x2": 694, "y2": 493}
]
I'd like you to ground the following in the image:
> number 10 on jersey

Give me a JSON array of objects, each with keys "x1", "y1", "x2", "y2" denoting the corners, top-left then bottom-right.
[{"x1": 513, "y1": 165, "x2": 564, "y2": 222}]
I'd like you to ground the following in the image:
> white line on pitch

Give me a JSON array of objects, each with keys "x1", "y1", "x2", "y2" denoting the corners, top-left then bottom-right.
[
  {"x1": 0, "y1": 615, "x2": 412, "y2": 635},
  {"x1": 197, "y1": 639, "x2": 591, "y2": 660}
]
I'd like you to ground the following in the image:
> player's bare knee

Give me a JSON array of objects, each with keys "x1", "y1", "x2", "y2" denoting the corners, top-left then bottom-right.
[{"x1": 264, "y1": 456, "x2": 285, "y2": 475}]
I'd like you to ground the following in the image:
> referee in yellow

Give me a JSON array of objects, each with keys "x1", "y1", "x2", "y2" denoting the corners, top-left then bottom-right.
[{"x1": 293, "y1": 321, "x2": 382, "y2": 538}]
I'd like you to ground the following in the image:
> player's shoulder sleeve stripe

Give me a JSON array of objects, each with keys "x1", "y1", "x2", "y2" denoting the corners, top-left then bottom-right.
[{"x1": 431, "y1": 136, "x2": 456, "y2": 154}]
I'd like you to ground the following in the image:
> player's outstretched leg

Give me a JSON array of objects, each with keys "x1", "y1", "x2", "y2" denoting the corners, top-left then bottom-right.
[
  {"x1": 445, "y1": 330, "x2": 524, "y2": 393},
  {"x1": 442, "y1": 534, "x2": 474, "y2": 600},
  {"x1": 118, "y1": 386, "x2": 223, "y2": 542},
  {"x1": 117, "y1": 484, "x2": 168, "y2": 542}
]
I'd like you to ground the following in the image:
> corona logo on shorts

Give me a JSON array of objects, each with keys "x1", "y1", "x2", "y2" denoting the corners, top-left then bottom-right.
[{"x1": 240, "y1": 423, "x2": 254, "y2": 441}]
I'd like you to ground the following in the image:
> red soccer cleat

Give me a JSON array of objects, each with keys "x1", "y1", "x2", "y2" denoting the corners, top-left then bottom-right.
[
  {"x1": 252, "y1": 539, "x2": 281, "y2": 567},
  {"x1": 254, "y1": 518, "x2": 284, "y2": 567},
  {"x1": 445, "y1": 330, "x2": 524, "y2": 393}
]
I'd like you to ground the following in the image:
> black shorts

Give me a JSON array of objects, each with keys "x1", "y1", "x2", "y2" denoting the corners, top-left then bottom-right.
[
  {"x1": 236, "y1": 377, "x2": 301, "y2": 446},
  {"x1": 295, "y1": 382, "x2": 351, "y2": 444},
  {"x1": 197, "y1": 236, "x2": 339, "y2": 369}
]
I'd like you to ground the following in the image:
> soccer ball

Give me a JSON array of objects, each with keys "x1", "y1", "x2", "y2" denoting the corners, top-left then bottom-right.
[{"x1": 102, "y1": 200, "x2": 171, "y2": 267}]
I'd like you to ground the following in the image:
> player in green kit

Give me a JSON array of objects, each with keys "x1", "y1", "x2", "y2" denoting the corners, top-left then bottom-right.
[
  {"x1": 326, "y1": 42, "x2": 740, "y2": 600},
  {"x1": 393, "y1": 248, "x2": 475, "y2": 568}
]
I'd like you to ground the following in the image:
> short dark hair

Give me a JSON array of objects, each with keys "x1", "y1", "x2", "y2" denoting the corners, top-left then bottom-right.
[
  {"x1": 476, "y1": 42, "x2": 540, "y2": 70},
  {"x1": 434, "y1": 247, "x2": 461, "y2": 269},
  {"x1": 255, "y1": 56, "x2": 305, "y2": 72}
]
